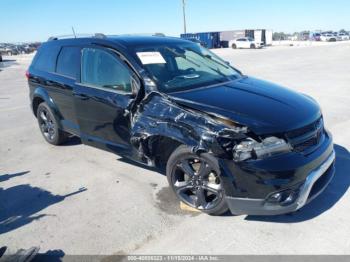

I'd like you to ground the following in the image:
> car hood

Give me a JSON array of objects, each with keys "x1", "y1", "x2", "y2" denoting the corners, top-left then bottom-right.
[{"x1": 168, "y1": 77, "x2": 321, "y2": 135}]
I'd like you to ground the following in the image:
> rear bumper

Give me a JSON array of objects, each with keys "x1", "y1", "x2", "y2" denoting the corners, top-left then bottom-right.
[{"x1": 225, "y1": 150, "x2": 335, "y2": 215}]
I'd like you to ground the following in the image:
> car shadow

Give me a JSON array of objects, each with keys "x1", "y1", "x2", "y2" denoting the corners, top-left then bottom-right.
[
  {"x1": 244, "y1": 144, "x2": 350, "y2": 223},
  {"x1": 117, "y1": 156, "x2": 165, "y2": 176},
  {"x1": 0, "y1": 184, "x2": 87, "y2": 234},
  {"x1": 0, "y1": 246, "x2": 65, "y2": 262},
  {"x1": 59, "y1": 136, "x2": 82, "y2": 146},
  {"x1": 0, "y1": 60, "x2": 17, "y2": 69},
  {"x1": 0, "y1": 171, "x2": 30, "y2": 183},
  {"x1": 33, "y1": 249, "x2": 65, "y2": 262},
  {"x1": 0, "y1": 59, "x2": 16, "y2": 63}
]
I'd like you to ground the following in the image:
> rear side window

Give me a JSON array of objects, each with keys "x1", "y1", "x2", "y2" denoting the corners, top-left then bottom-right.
[
  {"x1": 81, "y1": 48, "x2": 132, "y2": 93},
  {"x1": 33, "y1": 44, "x2": 60, "y2": 72},
  {"x1": 56, "y1": 46, "x2": 81, "y2": 79}
]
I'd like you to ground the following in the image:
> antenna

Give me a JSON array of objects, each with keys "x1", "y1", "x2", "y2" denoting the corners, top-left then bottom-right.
[{"x1": 71, "y1": 26, "x2": 77, "y2": 38}]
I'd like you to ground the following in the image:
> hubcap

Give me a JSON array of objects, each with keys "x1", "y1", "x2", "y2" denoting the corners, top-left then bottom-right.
[
  {"x1": 38, "y1": 108, "x2": 56, "y2": 141},
  {"x1": 172, "y1": 158, "x2": 223, "y2": 210}
]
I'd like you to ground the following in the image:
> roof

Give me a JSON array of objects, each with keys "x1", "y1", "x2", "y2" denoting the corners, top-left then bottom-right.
[
  {"x1": 107, "y1": 35, "x2": 189, "y2": 47},
  {"x1": 46, "y1": 35, "x2": 190, "y2": 49}
]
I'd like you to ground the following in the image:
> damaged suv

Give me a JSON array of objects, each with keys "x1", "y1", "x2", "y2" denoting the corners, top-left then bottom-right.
[{"x1": 27, "y1": 35, "x2": 335, "y2": 216}]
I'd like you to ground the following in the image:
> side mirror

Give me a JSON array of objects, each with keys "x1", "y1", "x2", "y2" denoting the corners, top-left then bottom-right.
[{"x1": 225, "y1": 61, "x2": 230, "y2": 65}]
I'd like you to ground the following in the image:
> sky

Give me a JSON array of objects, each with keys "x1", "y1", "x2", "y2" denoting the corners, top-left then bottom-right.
[{"x1": 1, "y1": 0, "x2": 350, "y2": 42}]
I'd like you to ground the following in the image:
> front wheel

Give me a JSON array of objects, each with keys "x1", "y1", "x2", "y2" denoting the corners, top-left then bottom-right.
[
  {"x1": 231, "y1": 44, "x2": 237, "y2": 49},
  {"x1": 250, "y1": 44, "x2": 256, "y2": 49},
  {"x1": 166, "y1": 145, "x2": 229, "y2": 215}
]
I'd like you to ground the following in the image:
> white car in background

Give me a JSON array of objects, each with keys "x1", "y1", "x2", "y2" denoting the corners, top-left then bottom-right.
[
  {"x1": 229, "y1": 37, "x2": 264, "y2": 49},
  {"x1": 338, "y1": 33, "x2": 350, "y2": 41},
  {"x1": 320, "y1": 33, "x2": 337, "y2": 42}
]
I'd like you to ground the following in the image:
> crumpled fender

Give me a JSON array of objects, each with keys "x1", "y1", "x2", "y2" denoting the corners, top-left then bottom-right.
[{"x1": 130, "y1": 92, "x2": 247, "y2": 163}]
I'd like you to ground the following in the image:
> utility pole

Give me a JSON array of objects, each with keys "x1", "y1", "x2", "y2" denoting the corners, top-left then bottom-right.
[{"x1": 182, "y1": 0, "x2": 187, "y2": 34}]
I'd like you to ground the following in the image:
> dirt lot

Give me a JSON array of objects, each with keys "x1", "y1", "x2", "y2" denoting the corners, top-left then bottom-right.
[{"x1": 1, "y1": 42, "x2": 350, "y2": 256}]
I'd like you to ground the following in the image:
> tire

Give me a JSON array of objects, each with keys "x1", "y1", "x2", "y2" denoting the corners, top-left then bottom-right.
[
  {"x1": 231, "y1": 44, "x2": 237, "y2": 49},
  {"x1": 250, "y1": 44, "x2": 256, "y2": 49},
  {"x1": 36, "y1": 102, "x2": 68, "y2": 145},
  {"x1": 166, "y1": 145, "x2": 229, "y2": 215}
]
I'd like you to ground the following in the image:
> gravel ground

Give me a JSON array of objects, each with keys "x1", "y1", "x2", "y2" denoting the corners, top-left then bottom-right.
[{"x1": 0, "y1": 42, "x2": 349, "y2": 256}]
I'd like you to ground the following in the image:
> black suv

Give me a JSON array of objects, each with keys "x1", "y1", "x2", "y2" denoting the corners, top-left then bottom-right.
[{"x1": 27, "y1": 34, "x2": 335, "y2": 216}]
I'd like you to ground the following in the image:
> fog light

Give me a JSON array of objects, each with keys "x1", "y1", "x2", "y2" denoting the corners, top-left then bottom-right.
[
  {"x1": 268, "y1": 192, "x2": 282, "y2": 203},
  {"x1": 267, "y1": 190, "x2": 298, "y2": 206},
  {"x1": 280, "y1": 191, "x2": 297, "y2": 206}
]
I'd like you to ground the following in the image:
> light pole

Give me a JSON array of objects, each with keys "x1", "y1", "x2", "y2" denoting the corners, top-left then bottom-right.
[{"x1": 182, "y1": 0, "x2": 187, "y2": 34}]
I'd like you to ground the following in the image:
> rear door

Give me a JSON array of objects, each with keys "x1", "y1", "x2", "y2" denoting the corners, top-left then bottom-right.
[
  {"x1": 73, "y1": 46, "x2": 136, "y2": 154},
  {"x1": 30, "y1": 44, "x2": 81, "y2": 134},
  {"x1": 52, "y1": 46, "x2": 81, "y2": 133}
]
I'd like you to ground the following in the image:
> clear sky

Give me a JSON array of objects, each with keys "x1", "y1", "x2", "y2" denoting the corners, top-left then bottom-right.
[{"x1": 1, "y1": 0, "x2": 349, "y2": 42}]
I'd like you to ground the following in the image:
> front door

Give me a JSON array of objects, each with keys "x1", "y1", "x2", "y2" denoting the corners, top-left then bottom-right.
[{"x1": 73, "y1": 47, "x2": 136, "y2": 155}]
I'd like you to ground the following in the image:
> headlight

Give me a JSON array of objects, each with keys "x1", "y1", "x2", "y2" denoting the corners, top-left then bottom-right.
[{"x1": 233, "y1": 136, "x2": 292, "y2": 161}]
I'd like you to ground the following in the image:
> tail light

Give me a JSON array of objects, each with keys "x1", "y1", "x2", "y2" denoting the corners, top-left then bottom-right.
[{"x1": 25, "y1": 70, "x2": 30, "y2": 80}]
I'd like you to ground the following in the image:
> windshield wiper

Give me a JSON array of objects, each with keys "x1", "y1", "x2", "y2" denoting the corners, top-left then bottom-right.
[
  {"x1": 203, "y1": 54, "x2": 230, "y2": 69},
  {"x1": 164, "y1": 74, "x2": 201, "y2": 87}
]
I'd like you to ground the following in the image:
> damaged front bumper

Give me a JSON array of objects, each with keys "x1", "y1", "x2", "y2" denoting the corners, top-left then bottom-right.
[{"x1": 220, "y1": 131, "x2": 335, "y2": 216}]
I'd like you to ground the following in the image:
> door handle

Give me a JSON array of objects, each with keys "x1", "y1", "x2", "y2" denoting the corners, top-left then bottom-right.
[{"x1": 74, "y1": 93, "x2": 89, "y2": 100}]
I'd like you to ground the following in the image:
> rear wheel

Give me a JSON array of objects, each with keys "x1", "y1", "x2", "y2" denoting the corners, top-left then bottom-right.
[
  {"x1": 166, "y1": 145, "x2": 228, "y2": 215},
  {"x1": 36, "y1": 102, "x2": 68, "y2": 145},
  {"x1": 231, "y1": 44, "x2": 237, "y2": 49},
  {"x1": 250, "y1": 44, "x2": 256, "y2": 49}
]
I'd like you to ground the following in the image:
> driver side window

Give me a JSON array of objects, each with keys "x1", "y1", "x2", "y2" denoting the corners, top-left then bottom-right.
[{"x1": 81, "y1": 48, "x2": 132, "y2": 93}]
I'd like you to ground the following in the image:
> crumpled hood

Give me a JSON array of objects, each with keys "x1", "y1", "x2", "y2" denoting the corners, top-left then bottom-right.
[{"x1": 169, "y1": 77, "x2": 321, "y2": 135}]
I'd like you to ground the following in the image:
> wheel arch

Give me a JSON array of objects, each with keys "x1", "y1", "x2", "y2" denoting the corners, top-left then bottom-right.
[
  {"x1": 32, "y1": 87, "x2": 64, "y2": 129},
  {"x1": 147, "y1": 135, "x2": 184, "y2": 168}
]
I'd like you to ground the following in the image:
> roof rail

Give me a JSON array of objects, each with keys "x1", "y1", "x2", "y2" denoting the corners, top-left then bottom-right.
[{"x1": 47, "y1": 33, "x2": 107, "y2": 41}]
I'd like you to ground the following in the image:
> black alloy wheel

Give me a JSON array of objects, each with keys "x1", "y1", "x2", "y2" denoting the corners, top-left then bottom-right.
[{"x1": 167, "y1": 145, "x2": 228, "y2": 215}]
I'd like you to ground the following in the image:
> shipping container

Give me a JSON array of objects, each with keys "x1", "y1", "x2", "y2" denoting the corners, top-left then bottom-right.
[
  {"x1": 219, "y1": 30, "x2": 245, "y2": 41},
  {"x1": 264, "y1": 30, "x2": 273, "y2": 45},
  {"x1": 181, "y1": 32, "x2": 221, "y2": 49},
  {"x1": 181, "y1": 29, "x2": 273, "y2": 48},
  {"x1": 254, "y1": 30, "x2": 263, "y2": 43},
  {"x1": 245, "y1": 29, "x2": 273, "y2": 45}
]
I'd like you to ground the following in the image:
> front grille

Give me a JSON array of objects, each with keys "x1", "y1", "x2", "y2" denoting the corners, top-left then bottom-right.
[
  {"x1": 285, "y1": 117, "x2": 324, "y2": 153},
  {"x1": 293, "y1": 137, "x2": 319, "y2": 152},
  {"x1": 286, "y1": 118, "x2": 322, "y2": 139}
]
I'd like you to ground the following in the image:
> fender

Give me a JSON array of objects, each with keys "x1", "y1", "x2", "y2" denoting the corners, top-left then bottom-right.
[
  {"x1": 130, "y1": 92, "x2": 247, "y2": 163},
  {"x1": 32, "y1": 86, "x2": 64, "y2": 129}
]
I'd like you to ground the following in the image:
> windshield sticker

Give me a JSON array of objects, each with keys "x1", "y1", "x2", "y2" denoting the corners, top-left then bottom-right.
[{"x1": 136, "y1": 52, "x2": 166, "y2": 64}]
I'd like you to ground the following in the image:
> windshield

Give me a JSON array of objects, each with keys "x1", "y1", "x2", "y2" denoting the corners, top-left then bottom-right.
[{"x1": 133, "y1": 43, "x2": 241, "y2": 93}]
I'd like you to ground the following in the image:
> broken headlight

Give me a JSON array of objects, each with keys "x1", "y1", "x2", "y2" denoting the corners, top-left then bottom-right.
[{"x1": 233, "y1": 136, "x2": 292, "y2": 161}]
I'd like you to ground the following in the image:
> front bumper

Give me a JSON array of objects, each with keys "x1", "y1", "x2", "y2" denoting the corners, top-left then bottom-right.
[
  {"x1": 220, "y1": 130, "x2": 335, "y2": 215},
  {"x1": 225, "y1": 150, "x2": 335, "y2": 215}
]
